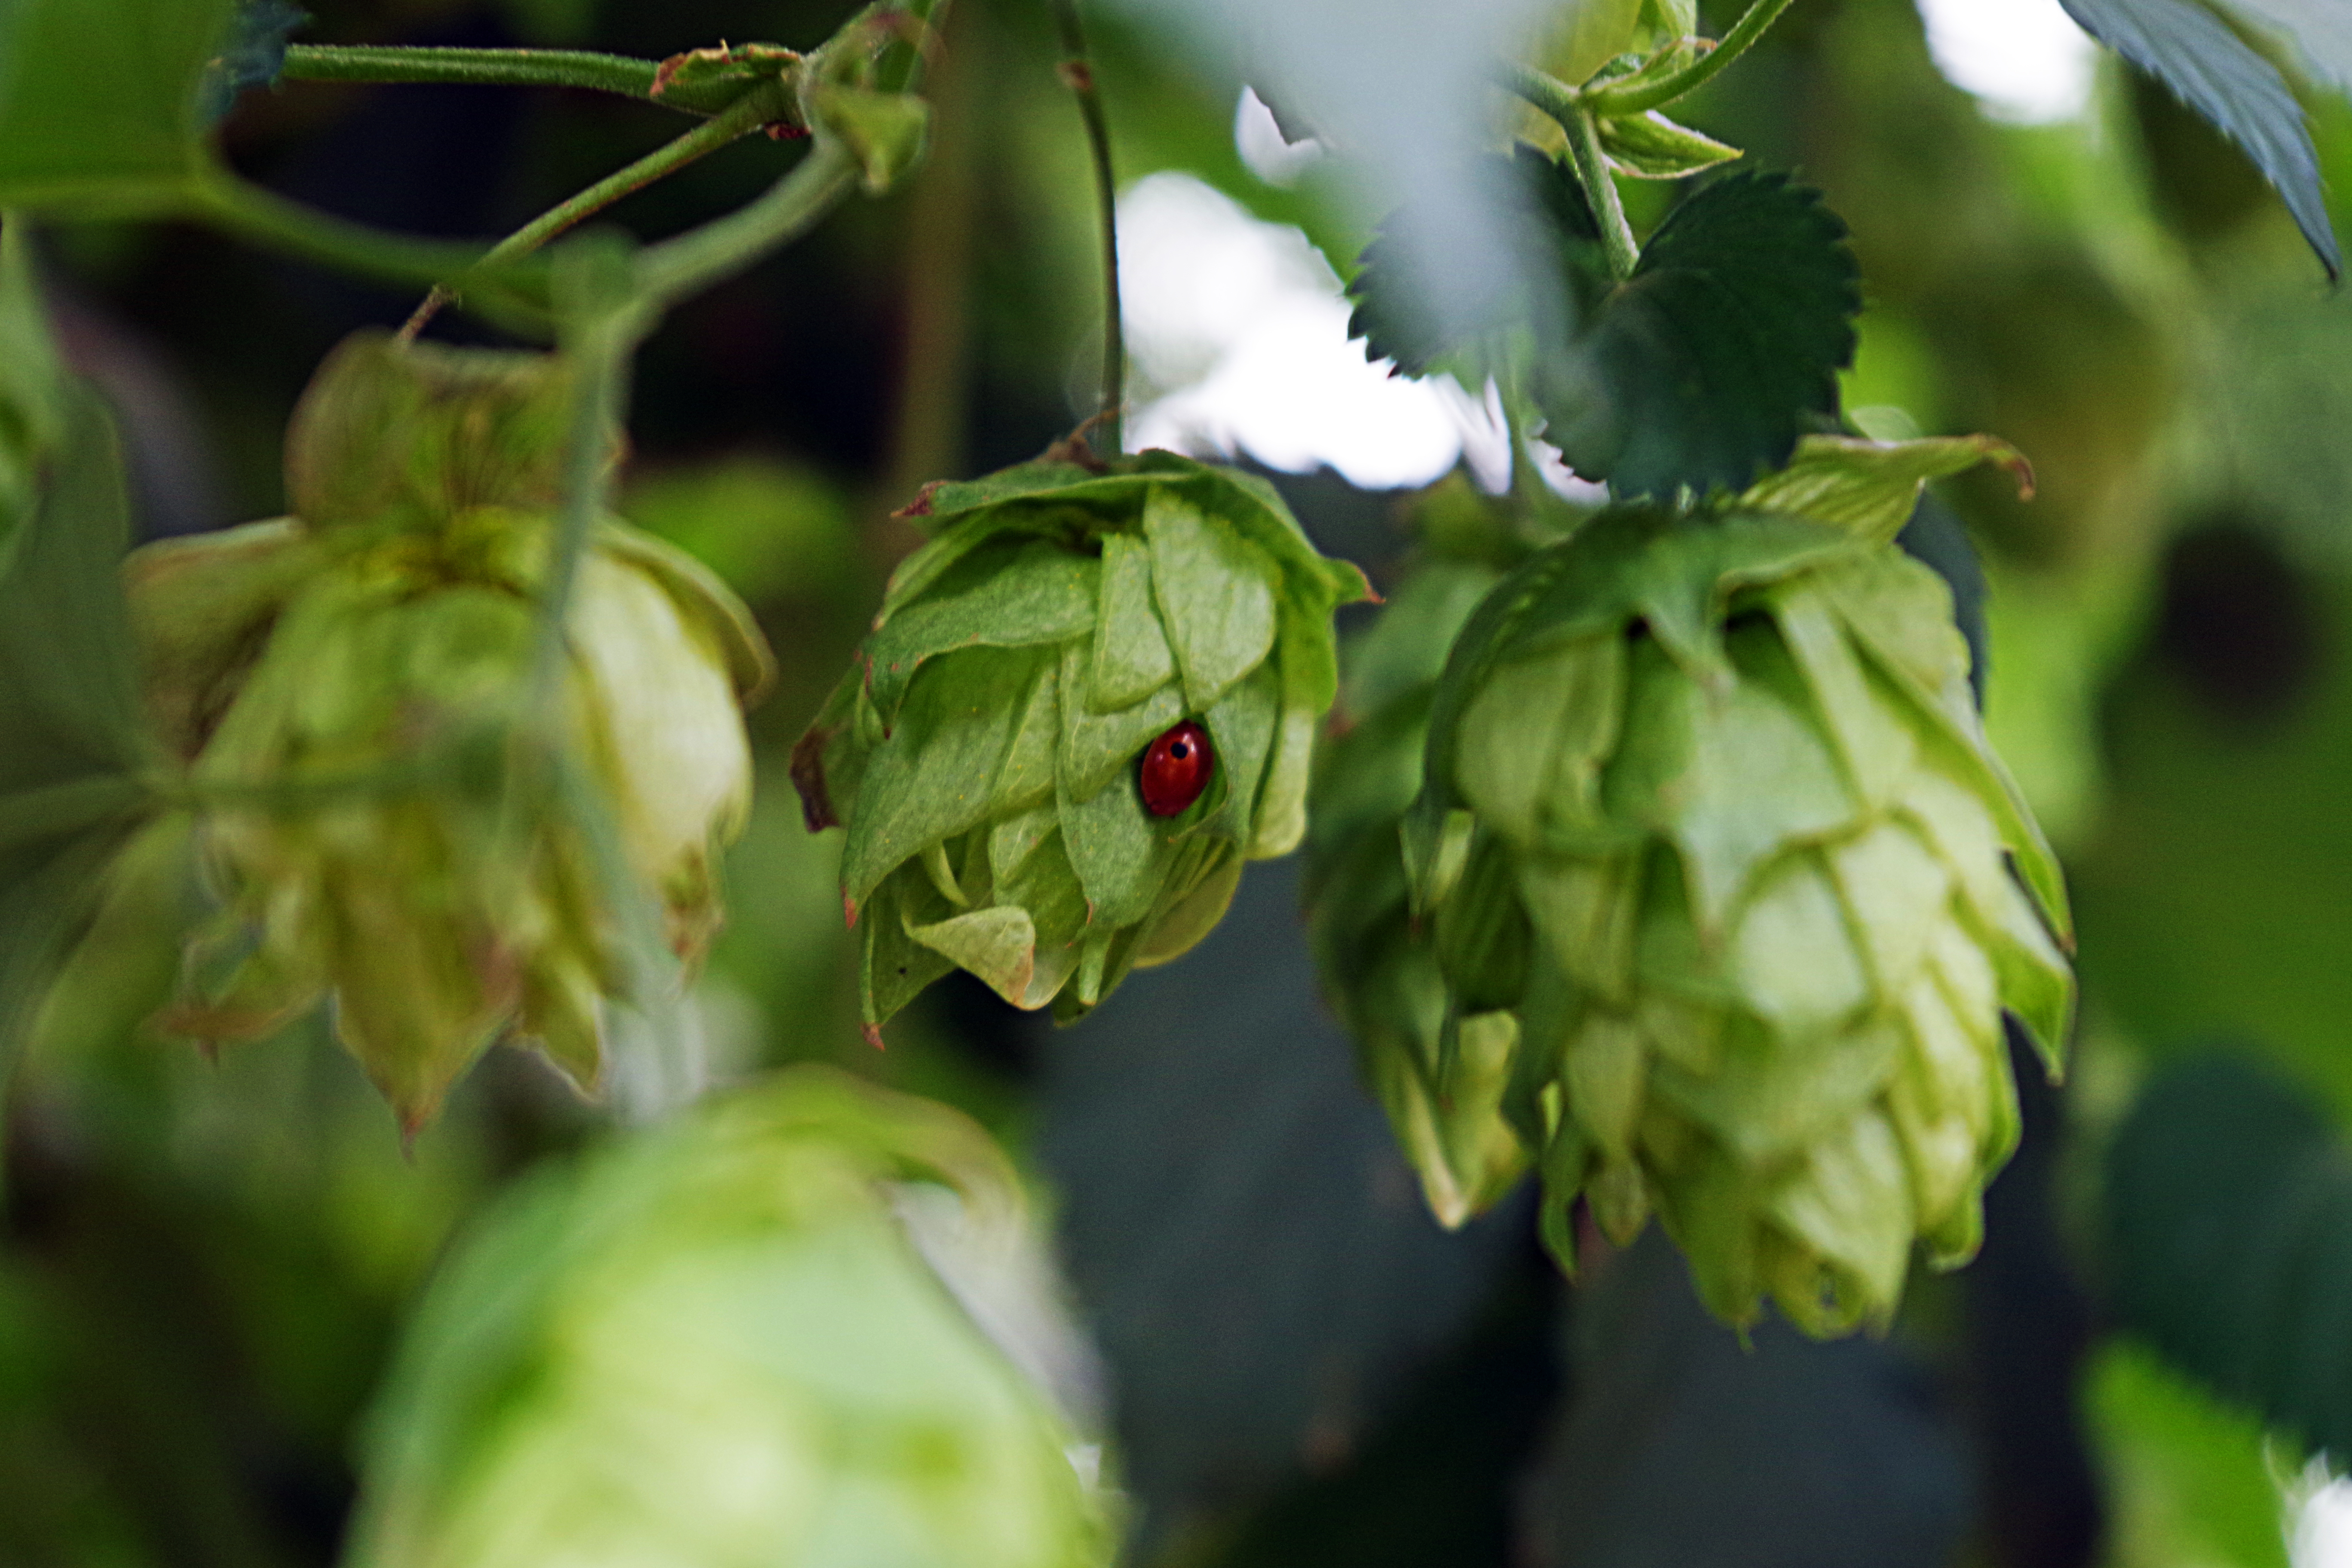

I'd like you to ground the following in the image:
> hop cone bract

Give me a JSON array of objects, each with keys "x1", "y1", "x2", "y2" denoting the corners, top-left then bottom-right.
[
  {"x1": 795, "y1": 452, "x2": 1369, "y2": 1033},
  {"x1": 1406, "y1": 504, "x2": 2073, "y2": 1334},
  {"x1": 125, "y1": 332, "x2": 774, "y2": 1130}
]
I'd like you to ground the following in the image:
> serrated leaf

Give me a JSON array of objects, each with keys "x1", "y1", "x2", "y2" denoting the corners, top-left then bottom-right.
[
  {"x1": 0, "y1": 0, "x2": 236, "y2": 208},
  {"x1": 1598, "y1": 110, "x2": 1742, "y2": 179},
  {"x1": 2060, "y1": 0, "x2": 2340, "y2": 277},
  {"x1": 2104, "y1": 1051, "x2": 2352, "y2": 1460},
  {"x1": 2217, "y1": 0, "x2": 2352, "y2": 95},
  {"x1": 1740, "y1": 434, "x2": 2034, "y2": 544},
  {"x1": 1541, "y1": 169, "x2": 1861, "y2": 499}
]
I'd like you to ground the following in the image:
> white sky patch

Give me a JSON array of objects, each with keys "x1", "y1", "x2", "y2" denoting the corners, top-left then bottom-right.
[
  {"x1": 1120, "y1": 169, "x2": 1505, "y2": 492},
  {"x1": 1915, "y1": 0, "x2": 2098, "y2": 124}
]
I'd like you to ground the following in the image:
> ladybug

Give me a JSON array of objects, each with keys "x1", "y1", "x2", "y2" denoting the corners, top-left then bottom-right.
[{"x1": 1139, "y1": 720, "x2": 1214, "y2": 817}]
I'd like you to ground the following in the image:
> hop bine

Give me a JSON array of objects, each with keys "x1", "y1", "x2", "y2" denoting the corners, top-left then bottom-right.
[
  {"x1": 1340, "y1": 439, "x2": 2072, "y2": 1335},
  {"x1": 119, "y1": 331, "x2": 773, "y2": 1133},
  {"x1": 793, "y1": 451, "x2": 1372, "y2": 1038}
]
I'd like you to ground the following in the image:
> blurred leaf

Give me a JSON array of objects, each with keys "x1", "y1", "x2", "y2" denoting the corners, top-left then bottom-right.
[
  {"x1": 2085, "y1": 1338, "x2": 2292, "y2": 1568},
  {"x1": 1521, "y1": 1228, "x2": 1969, "y2": 1568},
  {"x1": 1040, "y1": 858, "x2": 1527, "y2": 1551},
  {"x1": 0, "y1": 220, "x2": 65, "y2": 575},
  {"x1": 0, "y1": 386, "x2": 159, "y2": 1072},
  {"x1": 2220, "y1": 0, "x2": 2352, "y2": 98},
  {"x1": 2058, "y1": 0, "x2": 2341, "y2": 277},
  {"x1": 347, "y1": 1067, "x2": 1107, "y2": 1568},
  {"x1": 2104, "y1": 1050, "x2": 2352, "y2": 1460},
  {"x1": 808, "y1": 85, "x2": 933, "y2": 195},
  {"x1": 0, "y1": 0, "x2": 236, "y2": 209}
]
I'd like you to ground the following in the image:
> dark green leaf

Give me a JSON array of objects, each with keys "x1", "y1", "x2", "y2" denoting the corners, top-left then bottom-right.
[
  {"x1": 1542, "y1": 170, "x2": 1861, "y2": 499},
  {"x1": 2059, "y1": 0, "x2": 2340, "y2": 277},
  {"x1": 2104, "y1": 1051, "x2": 2352, "y2": 1459},
  {"x1": 0, "y1": 220, "x2": 64, "y2": 576},
  {"x1": 0, "y1": 387, "x2": 160, "y2": 1072},
  {"x1": 0, "y1": 0, "x2": 236, "y2": 208}
]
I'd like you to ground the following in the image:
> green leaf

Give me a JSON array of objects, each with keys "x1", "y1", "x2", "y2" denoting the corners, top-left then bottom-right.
[
  {"x1": 1087, "y1": 531, "x2": 1177, "y2": 712},
  {"x1": 2217, "y1": 0, "x2": 2352, "y2": 95},
  {"x1": 0, "y1": 0, "x2": 236, "y2": 208},
  {"x1": 805, "y1": 83, "x2": 931, "y2": 195},
  {"x1": 1597, "y1": 110, "x2": 1742, "y2": 180},
  {"x1": 2059, "y1": 0, "x2": 2341, "y2": 277},
  {"x1": 0, "y1": 387, "x2": 160, "y2": 1072},
  {"x1": 1739, "y1": 434, "x2": 2034, "y2": 544},
  {"x1": 1057, "y1": 770, "x2": 1171, "y2": 928},
  {"x1": 2104, "y1": 1051, "x2": 2352, "y2": 1460},
  {"x1": 0, "y1": 219, "x2": 64, "y2": 576},
  {"x1": 1541, "y1": 170, "x2": 1861, "y2": 499}
]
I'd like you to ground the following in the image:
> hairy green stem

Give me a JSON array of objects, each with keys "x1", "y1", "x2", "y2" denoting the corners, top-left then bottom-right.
[
  {"x1": 279, "y1": 44, "x2": 709, "y2": 109},
  {"x1": 1562, "y1": 108, "x2": 1638, "y2": 279},
  {"x1": 1050, "y1": 0, "x2": 1124, "y2": 454},
  {"x1": 400, "y1": 87, "x2": 783, "y2": 340},
  {"x1": 1582, "y1": 0, "x2": 1796, "y2": 115},
  {"x1": 1495, "y1": 59, "x2": 1582, "y2": 128}
]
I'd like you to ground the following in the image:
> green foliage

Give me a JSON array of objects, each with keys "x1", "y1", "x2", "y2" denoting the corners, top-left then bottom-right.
[
  {"x1": 0, "y1": 383, "x2": 159, "y2": 1078},
  {"x1": 2060, "y1": 0, "x2": 2342, "y2": 276},
  {"x1": 346, "y1": 1067, "x2": 1109, "y2": 1568},
  {"x1": 2104, "y1": 1051, "x2": 2352, "y2": 1461},
  {"x1": 1349, "y1": 153, "x2": 1860, "y2": 499},
  {"x1": 0, "y1": 0, "x2": 236, "y2": 209}
]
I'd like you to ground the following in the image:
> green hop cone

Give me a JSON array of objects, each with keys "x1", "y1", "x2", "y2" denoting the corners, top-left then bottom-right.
[
  {"x1": 1307, "y1": 556, "x2": 1529, "y2": 1228},
  {"x1": 345, "y1": 1067, "x2": 1111, "y2": 1568},
  {"x1": 794, "y1": 451, "x2": 1370, "y2": 1036},
  {"x1": 125, "y1": 331, "x2": 775, "y2": 1132},
  {"x1": 1405, "y1": 473, "x2": 2073, "y2": 1335}
]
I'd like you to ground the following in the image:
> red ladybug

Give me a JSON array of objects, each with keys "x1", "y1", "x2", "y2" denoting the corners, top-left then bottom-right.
[{"x1": 1139, "y1": 721, "x2": 1214, "y2": 817}]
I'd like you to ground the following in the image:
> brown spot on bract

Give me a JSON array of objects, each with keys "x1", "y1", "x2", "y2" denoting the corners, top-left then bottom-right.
[{"x1": 790, "y1": 726, "x2": 841, "y2": 832}]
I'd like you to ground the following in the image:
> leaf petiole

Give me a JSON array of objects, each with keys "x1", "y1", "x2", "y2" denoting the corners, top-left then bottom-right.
[
  {"x1": 280, "y1": 45, "x2": 731, "y2": 115},
  {"x1": 1580, "y1": 0, "x2": 1798, "y2": 116},
  {"x1": 1563, "y1": 108, "x2": 1639, "y2": 280}
]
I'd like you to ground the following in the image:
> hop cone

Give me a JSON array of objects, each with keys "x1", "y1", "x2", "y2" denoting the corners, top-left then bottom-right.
[
  {"x1": 124, "y1": 332, "x2": 774, "y2": 1131},
  {"x1": 345, "y1": 1068, "x2": 1110, "y2": 1568},
  {"x1": 1406, "y1": 502, "x2": 2073, "y2": 1334},
  {"x1": 1307, "y1": 558, "x2": 1528, "y2": 1226},
  {"x1": 795, "y1": 451, "x2": 1370, "y2": 1034}
]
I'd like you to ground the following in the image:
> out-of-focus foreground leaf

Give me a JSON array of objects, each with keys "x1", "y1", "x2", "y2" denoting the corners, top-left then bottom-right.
[
  {"x1": 344, "y1": 1067, "x2": 1108, "y2": 1568},
  {"x1": 1520, "y1": 1228, "x2": 1970, "y2": 1568},
  {"x1": 0, "y1": 383, "x2": 159, "y2": 1076},
  {"x1": 0, "y1": 0, "x2": 236, "y2": 209},
  {"x1": 1040, "y1": 858, "x2": 1526, "y2": 1553},
  {"x1": 2103, "y1": 1050, "x2": 2352, "y2": 1461},
  {"x1": 2058, "y1": 0, "x2": 2342, "y2": 276}
]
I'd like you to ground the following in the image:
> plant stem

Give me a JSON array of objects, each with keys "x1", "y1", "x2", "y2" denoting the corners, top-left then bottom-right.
[
  {"x1": 281, "y1": 44, "x2": 678, "y2": 106},
  {"x1": 1562, "y1": 109, "x2": 1639, "y2": 280},
  {"x1": 1582, "y1": 0, "x2": 1796, "y2": 115},
  {"x1": 1494, "y1": 60, "x2": 1582, "y2": 129},
  {"x1": 399, "y1": 88, "x2": 782, "y2": 340},
  {"x1": 1050, "y1": 0, "x2": 1124, "y2": 454}
]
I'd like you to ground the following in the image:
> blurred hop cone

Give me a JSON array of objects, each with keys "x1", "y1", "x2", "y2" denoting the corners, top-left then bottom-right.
[
  {"x1": 1403, "y1": 497, "x2": 2074, "y2": 1335},
  {"x1": 343, "y1": 1067, "x2": 1112, "y2": 1568},
  {"x1": 122, "y1": 331, "x2": 775, "y2": 1133},
  {"x1": 793, "y1": 451, "x2": 1370, "y2": 1036}
]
